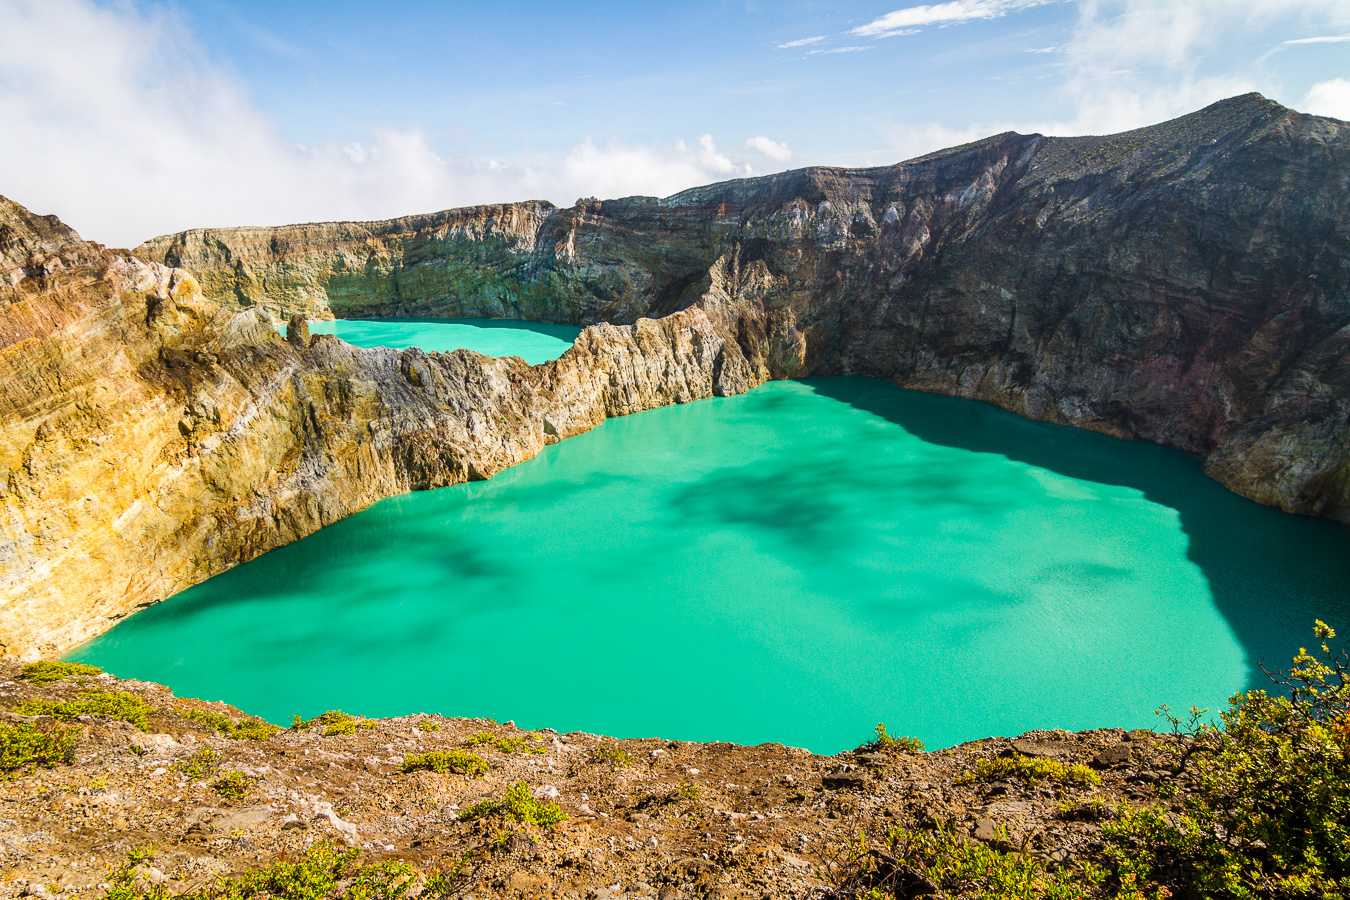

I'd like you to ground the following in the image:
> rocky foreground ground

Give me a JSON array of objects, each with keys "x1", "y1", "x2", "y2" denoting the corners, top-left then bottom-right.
[{"x1": 0, "y1": 663, "x2": 1184, "y2": 899}]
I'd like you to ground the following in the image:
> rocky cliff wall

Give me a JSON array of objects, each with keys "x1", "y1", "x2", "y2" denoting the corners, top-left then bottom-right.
[
  {"x1": 3, "y1": 93, "x2": 1347, "y2": 658},
  {"x1": 139, "y1": 94, "x2": 1350, "y2": 522},
  {"x1": 0, "y1": 214, "x2": 770, "y2": 658}
]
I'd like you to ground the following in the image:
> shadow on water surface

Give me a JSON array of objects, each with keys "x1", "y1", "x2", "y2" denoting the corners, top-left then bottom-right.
[{"x1": 806, "y1": 377, "x2": 1350, "y2": 696}]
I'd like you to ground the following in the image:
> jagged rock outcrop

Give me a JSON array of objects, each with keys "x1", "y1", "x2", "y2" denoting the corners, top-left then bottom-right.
[
  {"x1": 140, "y1": 94, "x2": 1350, "y2": 521},
  {"x1": 3, "y1": 93, "x2": 1348, "y2": 657}
]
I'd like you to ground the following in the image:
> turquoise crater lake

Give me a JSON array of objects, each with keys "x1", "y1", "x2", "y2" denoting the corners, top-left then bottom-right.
[
  {"x1": 301, "y1": 317, "x2": 581, "y2": 364},
  {"x1": 73, "y1": 377, "x2": 1350, "y2": 753}
]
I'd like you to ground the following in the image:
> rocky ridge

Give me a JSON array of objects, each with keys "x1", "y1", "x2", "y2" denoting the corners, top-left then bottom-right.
[{"x1": 0, "y1": 662, "x2": 1183, "y2": 900}]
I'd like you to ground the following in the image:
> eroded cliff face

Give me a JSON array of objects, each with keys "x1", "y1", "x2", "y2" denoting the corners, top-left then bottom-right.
[
  {"x1": 139, "y1": 94, "x2": 1350, "y2": 522},
  {"x1": 4, "y1": 93, "x2": 1348, "y2": 657}
]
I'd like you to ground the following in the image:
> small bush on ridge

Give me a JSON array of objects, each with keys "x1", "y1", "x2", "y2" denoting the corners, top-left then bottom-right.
[
  {"x1": 17, "y1": 690, "x2": 151, "y2": 731},
  {"x1": 0, "y1": 723, "x2": 77, "y2": 773},
  {"x1": 20, "y1": 661, "x2": 102, "y2": 683},
  {"x1": 401, "y1": 750, "x2": 487, "y2": 777}
]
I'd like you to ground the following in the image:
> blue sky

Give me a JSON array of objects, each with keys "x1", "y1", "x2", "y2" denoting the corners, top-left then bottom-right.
[{"x1": 1, "y1": 0, "x2": 1348, "y2": 246}]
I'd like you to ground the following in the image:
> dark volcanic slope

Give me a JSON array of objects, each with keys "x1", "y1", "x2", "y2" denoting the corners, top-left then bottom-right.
[{"x1": 138, "y1": 94, "x2": 1350, "y2": 522}]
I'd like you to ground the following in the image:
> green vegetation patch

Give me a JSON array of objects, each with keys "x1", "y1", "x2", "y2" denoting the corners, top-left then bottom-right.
[
  {"x1": 179, "y1": 708, "x2": 281, "y2": 741},
  {"x1": 870, "y1": 722, "x2": 926, "y2": 753},
  {"x1": 465, "y1": 730, "x2": 547, "y2": 754},
  {"x1": 17, "y1": 690, "x2": 152, "y2": 731},
  {"x1": 400, "y1": 750, "x2": 487, "y2": 777},
  {"x1": 838, "y1": 825, "x2": 1106, "y2": 900},
  {"x1": 591, "y1": 746, "x2": 633, "y2": 768},
  {"x1": 103, "y1": 841, "x2": 421, "y2": 900},
  {"x1": 971, "y1": 756, "x2": 1101, "y2": 788},
  {"x1": 458, "y1": 782, "x2": 566, "y2": 827},
  {"x1": 20, "y1": 661, "x2": 103, "y2": 683},
  {"x1": 417, "y1": 720, "x2": 440, "y2": 732},
  {"x1": 178, "y1": 747, "x2": 221, "y2": 780},
  {"x1": 292, "y1": 710, "x2": 362, "y2": 736},
  {"x1": 1098, "y1": 620, "x2": 1350, "y2": 899},
  {"x1": 211, "y1": 770, "x2": 255, "y2": 801},
  {"x1": 675, "y1": 780, "x2": 701, "y2": 801},
  {"x1": 835, "y1": 622, "x2": 1350, "y2": 900},
  {"x1": 0, "y1": 723, "x2": 78, "y2": 773}
]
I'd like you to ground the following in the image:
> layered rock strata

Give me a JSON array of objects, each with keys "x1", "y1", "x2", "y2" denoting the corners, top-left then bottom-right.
[{"x1": 2, "y1": 93, "x2": 1348, "y2": 657}]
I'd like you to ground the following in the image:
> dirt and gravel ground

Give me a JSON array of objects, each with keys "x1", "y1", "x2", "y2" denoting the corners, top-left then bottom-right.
[{"x1": 0, "y1": 663, "x2": 1180, "y2": 899}]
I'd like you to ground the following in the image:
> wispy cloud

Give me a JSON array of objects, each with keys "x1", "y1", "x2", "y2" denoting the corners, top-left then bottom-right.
[
  {"x1": 809, "y1": 45, "x2": 879, "y2": 54},
  {"x1": 852, "y1": 0, "x2": 1050, "y2": 37},
  {"x1": 1282, "y1": 34, "x2": 1350, "y2": 45},
  {"x1": 777, "y1": 35, "x2": 826, "y2": 48}
]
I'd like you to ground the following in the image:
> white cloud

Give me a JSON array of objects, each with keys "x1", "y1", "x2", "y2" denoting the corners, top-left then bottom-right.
[
  {"x1": 745, "y1": 136, "x2": 793, "y2": 162},
  {"x1": 853, "y1": 0, "x2": 1049, "y2": 37},
  {"x1": 777, "y1": 36, "x2": 826, "y2": 48},
  {"x1": 559, "y1": 135, "x2": 754, "y2": 201},
  {"x1": 875, "y1": 121, "x2": 1016, "y2": 164},
  {"x1": 1050, "y1": 0, "x2": 1350, "y2": 134},
  {"x1": 809, "y1": 45, "x2": 880, "y2": 54},
  {"x1": 0, "y1": 0, "x2": 781, "y2": 248},
  {"x1": 1302, "y1": 79, "x2": 1350, "y2": 121}
]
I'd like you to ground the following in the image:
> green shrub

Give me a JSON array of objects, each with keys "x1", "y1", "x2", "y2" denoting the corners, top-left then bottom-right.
[
  {"x1": 291, "y1": 710, "x2": 360, "y2": 736},
  {"x1": 103, "y1": 841, "x2": 417, "y2": 900},
  {"x1": 843, "y1": 825, "x2": 1107, "y2": 900},
  {"x1": 500, "y1": 781, "x2": 566, "y2": 827},
  {"x1": 400, "y1": 750, "x2": 487, "y2": 777},
  {"x1": 1099, "y1": 620, "x2": 1350, "y2": 898},
  {"x1": 465, "y1": 730, "x2": 546, "y2": 754},
  {"x1": 230, "y1": 719, "x2": 282, "y2": 741},
  {"x1": 871, "y1": 722, "x2": 926, "y2": 753},
  {"x1": 676, "y1": 780, "x2": 701, "y2": 801},
  {"x1": 212, "y1": 770, "x2": 254, "y2": 800},
  {"x1": 457, "y1": 798, "x2": 498, "y2": 822},
  {"x1": 458, "y1": 782, "x2": 566, "y2": 827},
  {"x1": 592, "y1": 746, "x2": 633, "y2": 768},
  {"x1": 971, "y1": 756, "x2": 1101, "y2": 788},
  {"x1": 20, "y1": 661, "x2": 102, "y2": 683},
  {"x1": 417, "y1": 720, "x2": 440, "y2": 732},
  {"x1": 292, "y1": 710, "x2": 347, "y2": 729},
  {"x1": 179, "y1": 747, "x2": 221, "y2": 780},
  {"x1": 0, "y1": 723, "x2": 77, "y2": 773},
  {"x1": 180, "y1": 707, "x2": 233, "y2": 732},
  {"x1": 17, "y1": 690, "x2": 151, "y2": 730},
  {"x1": 495, "y1": 733, "x2": 546, "y2": 754},
  {"x1": 836, "y1": 622, "x2": 1350, "y2": 900},
  {"x1": 179, "y1": 708, "x2": 280, "y2": 741}
]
